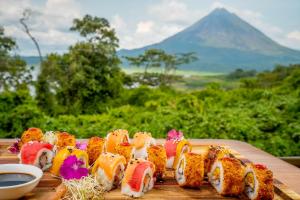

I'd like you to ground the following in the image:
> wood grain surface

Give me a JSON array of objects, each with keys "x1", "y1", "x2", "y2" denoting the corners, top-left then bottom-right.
[{"x1": 0, "y1": 139, "x2": 300, "y2": 200}]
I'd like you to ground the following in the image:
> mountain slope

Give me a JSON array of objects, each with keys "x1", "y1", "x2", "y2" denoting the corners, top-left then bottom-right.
[{"x1": 118, "y1": 8, "x2": 300, "y2": 72}]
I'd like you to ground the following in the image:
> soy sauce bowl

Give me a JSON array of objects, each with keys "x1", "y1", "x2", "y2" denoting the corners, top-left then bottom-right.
[{"x1": 0, "y1": 164, "x2": 43, "y2": 199}]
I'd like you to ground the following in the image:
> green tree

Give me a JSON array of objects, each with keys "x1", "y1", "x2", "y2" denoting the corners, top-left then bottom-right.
[
  {"x1": 125, "y1": 49, "x2": 197, "y2": 85},
  {"x1": 0, "y1": 26, "x2": 32, "y2": 91},
  {"x1": 36, "y1": 15, "x2": 124, "y2": 115}
]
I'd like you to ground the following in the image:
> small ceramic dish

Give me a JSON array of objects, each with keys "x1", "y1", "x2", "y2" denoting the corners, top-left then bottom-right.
[{"x1": 0, "y1": 164, "x2": 43, "y2": 199}]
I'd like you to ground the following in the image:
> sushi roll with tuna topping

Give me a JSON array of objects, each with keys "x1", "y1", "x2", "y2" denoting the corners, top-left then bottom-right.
[
  {"x1": 175, "y1": 152, "x2": 204, "y2": 188},
  {"x1": 86, "y1": 136, "x2": 105, "y2": 165},
  {"x1": 115, "y1": 142, "x2": 134, "y2": 164},
  {"x1": 105, "y1": 129, "x2": 129, "y2": 154},
  {"x1": 208, "y1": 157, "x2": 245, "y2": 196},
  {"x1": 147, "y1": 145, "x2": 167, "y2": 180},
  {"x1": 20, "y1": 128, "x2": 44, "y2": 148},
  {"x1": 244, "y1": 163, "x2": 274, "y2": 200},
  {"x1": 121, "y1": 158, "x2": 155, "y2": 198},
  {"x1": 19, "y1": 141, "x2": 54, "y2": 171},
  {"x1": 50, "y1": 146, "x2": 89, "y2": 176},
  {"x1": 92, "y1": 153, "x2": 126, "y2": 191},
  {"x1": 165, "y1": 139, "x2": 191, "y2": 169},
  {"x1": 132, "y1": 132, "x2": 156, "y2": 159},
  {"x1": 204, "y1": 145, "x2": 233, "y2": 175}
]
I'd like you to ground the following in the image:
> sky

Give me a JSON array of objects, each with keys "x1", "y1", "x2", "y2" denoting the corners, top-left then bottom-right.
[{"x1": 0, "y1": 0, "x2": 300, "y2": 56}]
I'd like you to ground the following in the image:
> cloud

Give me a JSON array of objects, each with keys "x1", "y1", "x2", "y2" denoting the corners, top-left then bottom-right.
[
  {"x1": 287, "y1": 31, "x2": 300, "y2": 41},
  {"x1": 111, "y1": 14, "x2": 127, "y2": 30},
  {"x1": 0, "y1": 0, "x2": 81, "y2": 55},
  {"x1": 148, "y1": 0, "x2": 203, "y2": 25},
  {"x1": 136, "y1": 21, "x2": 155, "y2": 34}
]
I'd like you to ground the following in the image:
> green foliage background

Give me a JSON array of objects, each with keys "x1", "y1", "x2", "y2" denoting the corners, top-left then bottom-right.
[
  {"x1": 1, "y1": 15, "x2": 299, "y2": 157},
  {"x1": 1, "y1": 65, "x2": 300, "y2": 156}
]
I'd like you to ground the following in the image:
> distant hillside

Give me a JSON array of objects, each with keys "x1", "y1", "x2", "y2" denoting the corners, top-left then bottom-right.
[{"x1": 118, "y1": 8, "x2": 300, "y2": 72}]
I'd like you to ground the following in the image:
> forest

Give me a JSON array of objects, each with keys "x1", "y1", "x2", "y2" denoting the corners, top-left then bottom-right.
[{"x1": 0, "y1": 15, "x2": 299, "y2": 156}]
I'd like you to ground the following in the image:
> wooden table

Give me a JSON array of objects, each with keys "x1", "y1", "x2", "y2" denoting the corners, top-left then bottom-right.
[{"x1": 1, "y1": 139, "x2": 300, "y2": 199}]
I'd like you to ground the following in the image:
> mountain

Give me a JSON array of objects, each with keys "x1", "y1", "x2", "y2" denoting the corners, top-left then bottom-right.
[{"x1": 118, "y1": 8, "x2": 300, "y2": 72}]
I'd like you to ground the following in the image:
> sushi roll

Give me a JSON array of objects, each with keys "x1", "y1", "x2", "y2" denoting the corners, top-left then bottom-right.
[
  {"x1": 132, "y1": 132, "x2": 156, "y2": 159},
  {"x1": 204, "y1": 145, "x2": 233, "y2": 175},
  {"x1": 121, "y1": 158, "x2": 155, "y2": 198},
  {"x1": 165, "y1": 139, "x2": 191, "y2": 169},
  {"x1": 105, "y1": 129, "x2": 129, "y2": 154},
  {"x1": 55, "y1": 131, "x2": 76, "y2": 149},
  {"x1": 244, "y1": 164, "x2": 274, "y2": 200},
  {"x1": 115, "y1": 142, "x2": 134, "y2": 164},
  {"x1": 92, "y1": 153, "x2": 126, "y2": 191},
  {"x1": 175, "y1": 152, "x2": 204, "y2": 188},
  {"x1": 147, "y1": 145, "x2": 167, "y2": 180},
  {"x1": 19, "y1": 141, "x2": 54, "y2": 171},
  {"x1": 50, "y1": 146, "x2": 89, "y2": 176},
  {"x1": 20, "y1": 127, "x2": 44, "y2": 147},
  {"x1": 208, "y1": 157, "x2": 245, "y2": 196},
  {"x1": 86, "y1": 136, "x2": 105, "y2": 165}
]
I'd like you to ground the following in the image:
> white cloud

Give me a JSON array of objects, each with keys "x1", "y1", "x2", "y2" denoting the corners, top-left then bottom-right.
[
  {"x1": 287, "y1": 31, "x2": 300, "y2": 41},
  {"x1": 148, "y1": 0, "x2": 203, "y2": 25},
  {"x1": 0, "y1": 0, "x2": 81, "y2": 55},
  {"x1": 111, "y1": 14, "x2": 127, "y2": 30},
  {"x1": 136, "y1": 21, "x2": 154, "y2": 34}
]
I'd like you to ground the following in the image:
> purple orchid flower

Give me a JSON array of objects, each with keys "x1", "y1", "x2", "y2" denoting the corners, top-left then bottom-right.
[
  {"x1": 7, "y1": 139, "x2": 21, "y2": 154},
  {"x1": 60, "y1": 155, "x2": 88, "y2": 180},
  {"x1": 167, "y1": 129, "x2": 184, "y2": 141},
  {"x1": 76, "y1": 141, "x2": 87, "y2": 150}
]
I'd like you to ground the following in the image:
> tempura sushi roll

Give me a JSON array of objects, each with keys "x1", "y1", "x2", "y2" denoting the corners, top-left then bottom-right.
[
  {"x1": 20, "y1": 127, "x2": 44, "y2": 147},
  {"x1": 244, "y1": 164, "x2": 274, "y2": 200},
  {"x1": 204, "y1": 145, "x2": 233, "y2": 175},
  {"x1": 175, "y1": 152, "x2": 204, "y2": 188},
  {"x1": 87, "y1": 136, "x2": 105, "y2": 165},
  {"x1": 92, "y1": 153, "x2": 126, "y2": 191},
  {"x1": 208, "y1": 157, "x2": 245, "y2": 196},
  {"x1": 115, "y1": 142, "x2": 134, "y2": 164},
  {"x1": 105, "y1": 129, "x2": 129, "y2": 153},
  {"x1": 19, "y1": 141, "x2": 54, "y2": 171},
  {"x1": 50, "y1": 146, "x2": 89, "y2": 176},
  {"x1": 147, "y1": 145, "x2": 167, "y2": 179},
  {"x1": 55, "y1": 131, "x2": 76, "y2": 149},
  {"x1": 165, "y1": 139, "x2": 191, "y2": 169},
  {"x1": 121, "y1": 158, "x2": 155, "y2": 198},
  {"x1": 132, "y1": 132, "x2": 156, "y2": 159}
]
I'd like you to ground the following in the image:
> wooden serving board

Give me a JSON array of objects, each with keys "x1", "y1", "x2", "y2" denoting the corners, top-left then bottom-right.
[{"x1": 1, "y1": 142, "x2": 300, "y2": 200}]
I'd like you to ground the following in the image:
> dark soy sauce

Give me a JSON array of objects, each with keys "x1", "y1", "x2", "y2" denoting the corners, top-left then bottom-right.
[{"x1": 0, "y1": 172, "x2": 35, "y2": 187}]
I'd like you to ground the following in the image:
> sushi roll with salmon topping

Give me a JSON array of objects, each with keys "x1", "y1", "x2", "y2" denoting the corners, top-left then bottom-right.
[
  {"x1": 208, "y1": 157, "x2": 245, "y2": 196},
  {"x1": 20, "y1": 128, "x2": 44, "y2": 148},
  {"x1": 19, "y1": 141, "x2": 54, "y2": 171},
  {"x1": 244, "y1": 164, "x2": 274, "y2": 200},
  {"x1": 147, "y1": 145, "x2": 167, "y2": 180},
  {"x1": 132, "y1": 132, "x2": 156, "y2": 159},
  {"x1": 50, "y1": 146, "x2": 89, "y2": 176},
  {"x1": 115, "y1": 142, "x2": 134, "y2": 164},
  {"x1": 92, "y1": 153, "x2": 126, "y2": 191},
  {"x1": 55, "y1": 131, "x2": 76, "y2": 150},
  {"x1": 86, "y1": 136, "x2": 105, "y2": 165},
  {"x1": 204, "y1": 145, "x2": 233, "y2": 175},
  {"x1": 121, "y1": 158, "x2": 155, "y2": 198},
  {"x1": 165, "y1": 139, "x2": 191, "y2": 169},
  {"x1": 105, "y1": 129, "x2": 129, "y2": 154},
  {"x1": 175, "y1": 152, "x2": 204, "y2": 188}
]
